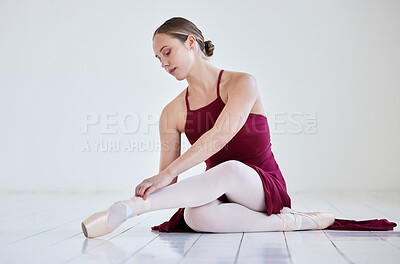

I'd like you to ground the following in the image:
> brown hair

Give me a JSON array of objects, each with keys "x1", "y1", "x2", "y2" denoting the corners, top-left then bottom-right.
[{"x1": 153, "y1": 17, "x2": 215, "y2": 58}]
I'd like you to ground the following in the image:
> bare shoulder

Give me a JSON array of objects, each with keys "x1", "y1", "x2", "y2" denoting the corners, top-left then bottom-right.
[
  {"x1": 160, "y1": 88, "x2": 187, "y2": 133},
  {"x1": 220, "y1": 70, "x2": 258, "y2": 98},
  {"x1": 225, "y1": 70, "x2": 256, "y2": 81},
  {"x1": 221, "y1": 70, "x2": 265, "y2": 116}
]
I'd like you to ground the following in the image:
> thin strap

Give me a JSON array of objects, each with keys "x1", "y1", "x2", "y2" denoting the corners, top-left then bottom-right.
[
  {"x1": 185, "y1": 86, "x2": 190, "y2": 111},
  {"x1": 217, "y1": 69, "x2": 224, "y2": 99},
  {"x1": 185, "y1": 69, "x2": 223, "y2": 112}
]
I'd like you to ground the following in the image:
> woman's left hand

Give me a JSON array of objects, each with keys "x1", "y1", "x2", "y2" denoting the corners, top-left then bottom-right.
[{"x1": 135, "y1": 171, "x2": 174, "y2": 200}]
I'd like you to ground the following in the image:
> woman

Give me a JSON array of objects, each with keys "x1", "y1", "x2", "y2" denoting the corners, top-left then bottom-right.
[{"x1": 81, "y1": 17, "x2": 395, "y2": 238}]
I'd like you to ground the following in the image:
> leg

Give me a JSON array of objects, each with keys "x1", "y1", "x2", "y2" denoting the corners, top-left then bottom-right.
[
  {"x1": 144, "y1": 160, "x2": 266, "y2": 213},
  {"x1": 184, "y1": 199, "x2": 283, "y2": 233},
  {"x1": 108, "y1": 160, "x2": 265, "y2": 227},
  {"x1": 107, "y1": 160, "x2": 331, "y2": 232}
]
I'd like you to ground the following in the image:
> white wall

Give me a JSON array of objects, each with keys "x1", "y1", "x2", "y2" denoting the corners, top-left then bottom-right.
[{"x1": 0, "y1": 0, "x2": 399, "y2": 193}]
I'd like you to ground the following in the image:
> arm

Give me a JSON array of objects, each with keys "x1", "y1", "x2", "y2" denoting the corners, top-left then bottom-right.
[
  {"x1": 164, "y1": 74, "x2": 259, "y2": 177},
  {"x1": 158, "y1": 104, "x2": 181, "y2": 186},
  {"x1": 136, "y1": 74, "x2": 258, "y2": 199},
  {"x1": 135, "y1": 104, "x2": 181, "y2": 198}
]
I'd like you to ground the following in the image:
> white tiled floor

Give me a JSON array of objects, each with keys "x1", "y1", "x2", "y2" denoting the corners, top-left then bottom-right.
[{"x1": 0, "y1": 190, "x2": 399, "y2": 263}]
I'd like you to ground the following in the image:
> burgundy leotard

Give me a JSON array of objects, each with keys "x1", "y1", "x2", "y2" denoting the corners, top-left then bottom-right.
[{"x1": 151, "y1": 69, "x2": 396, "y2": 232}]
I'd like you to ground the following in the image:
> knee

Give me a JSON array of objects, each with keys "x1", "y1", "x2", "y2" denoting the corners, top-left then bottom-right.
[
  {"x1": 218, "y1": 160, "x2": 243, "y2": 171},
  {"x1": 214, "y1": 160, "x2": 248, "y2": 184},
  {"x1": 184, "y1": 207, "x2": 207, "y2": 232},
  {"x1": 184, "y1": 204, "x2": 220, "y2": 232},
  {"x1": 215, "y1": 160, "x2": 244, "y2": 178}
]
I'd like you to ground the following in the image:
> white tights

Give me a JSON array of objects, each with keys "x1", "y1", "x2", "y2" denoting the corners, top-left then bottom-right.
[{"x1": 107, "y1": 160, "x2": 317, "y2": 232}]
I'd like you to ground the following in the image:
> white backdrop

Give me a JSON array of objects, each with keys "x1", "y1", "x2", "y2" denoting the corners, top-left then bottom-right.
[{"x1": 1, "y1": 0, "x2": 399, "y2": 193}]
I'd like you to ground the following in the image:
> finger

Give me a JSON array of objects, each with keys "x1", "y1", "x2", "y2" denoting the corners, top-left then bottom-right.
[
  {"x1": 144, "y1": 185, "x2": 157, "y2": 200},
  {"x1": 136, "y1": 182, "x2": 144, "y2": 196},
  {"x1": 136, "y1": 185, "x2": 142, "y2": 197},
  {"x1": 136, "y1": 185, "x2": 142, "y2": 196},
  {"x1": 137, "y1": 186, "x2": 142, "y2": 197},
  {"x1": 136, "y1": 180, "x2": 147, "y2": 196},
  {"x1": 139, "y1": 183, "x2": 152, "y2": 197}
]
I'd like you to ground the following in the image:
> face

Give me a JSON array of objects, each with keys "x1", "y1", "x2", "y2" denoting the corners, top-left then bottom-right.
[{"x1": 153, "y1": 33, "x2": 197, "y2": 80}]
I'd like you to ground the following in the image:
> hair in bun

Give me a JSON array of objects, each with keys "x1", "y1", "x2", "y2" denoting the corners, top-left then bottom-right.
[{"x1": 153, "y1": 17, "x2": 215, "y2": 59}]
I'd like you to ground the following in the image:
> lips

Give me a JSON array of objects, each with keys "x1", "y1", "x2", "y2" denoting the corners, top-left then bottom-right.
[{"x1": 169, "y1": 67, "x2": 176, "y2": 74}]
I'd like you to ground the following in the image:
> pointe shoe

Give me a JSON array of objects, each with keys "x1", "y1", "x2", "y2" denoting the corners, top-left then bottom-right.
[
  {"x1": 81, "y1": 199, "x2": 138, "y2": 238},
  {"x1": 277, "y1": 207, "x2": 335, "y2": 231}
]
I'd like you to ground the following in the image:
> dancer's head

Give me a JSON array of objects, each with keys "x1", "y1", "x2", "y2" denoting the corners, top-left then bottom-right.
[{"x1": 152, "y1": 17, "x2": 215, "y2": 80}]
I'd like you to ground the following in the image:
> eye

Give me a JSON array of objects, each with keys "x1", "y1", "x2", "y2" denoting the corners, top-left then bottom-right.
[{"x1": 166, "y1": 50, "x2": 171, "y2": 55}]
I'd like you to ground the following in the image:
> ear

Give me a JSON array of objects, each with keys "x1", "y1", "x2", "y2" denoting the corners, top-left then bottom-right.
[{"x1": 185, "y1": 34, "x2": 197, "y2": 49}]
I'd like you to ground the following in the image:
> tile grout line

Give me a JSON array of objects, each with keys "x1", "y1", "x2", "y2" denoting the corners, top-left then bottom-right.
[
  {"x1": 0, "y1": 196, "x2": 118, "y2": 248},
  {"x1": 118, "y1": 236, "x2": 160, "y2": 264},
  {"x1": 283, "y1": 231, "x2": 293, "y2": 264},
  {"x1": 369, "y1": 231, "x2": 400, "y2": 251},
  {"x1": 60, "y1": 212, "x2": 161, "y2": 264},
  {"x1": 322, "y1": 191, "x2": 400, "y2": 262},
  {"x1": 323, "y1": 230, "x2": 356, "y2": 264},
  {"x1": 176, "y1": 233, "x2": 203, "y2": 264},
  {"x1": 0, "y1": 211, "x2": 96, "y2": 248},
  {"x1": 233, "y1": 232, "x2": 244, "y2": 264},
  {"x1": 1, "y1": 215, "x2": 86, "y2": 247}
]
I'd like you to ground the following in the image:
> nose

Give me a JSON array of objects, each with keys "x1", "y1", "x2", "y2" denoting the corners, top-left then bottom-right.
[{"x1": 161, "y1": 58, "x2": 168, "y2": 69}]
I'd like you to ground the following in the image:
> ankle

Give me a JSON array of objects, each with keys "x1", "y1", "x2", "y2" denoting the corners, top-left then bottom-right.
[{"x1": 129, "y1": 196, "x2": 152, "y2": 216}]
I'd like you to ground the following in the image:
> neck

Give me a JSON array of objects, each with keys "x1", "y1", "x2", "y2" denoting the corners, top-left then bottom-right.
[{"x1": 186, "y1": 60, "x2": 221, "y2": 95}]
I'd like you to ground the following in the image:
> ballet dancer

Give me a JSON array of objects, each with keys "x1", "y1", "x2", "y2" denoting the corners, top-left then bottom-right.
[{"x1": 81, "y1": 17, "x2": 335, "y2": 238}]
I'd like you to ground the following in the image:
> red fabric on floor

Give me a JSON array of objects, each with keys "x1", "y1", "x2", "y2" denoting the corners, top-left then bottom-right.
[{"x1": 326, "y1": 218, "x2": 397, "y2": 231}]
